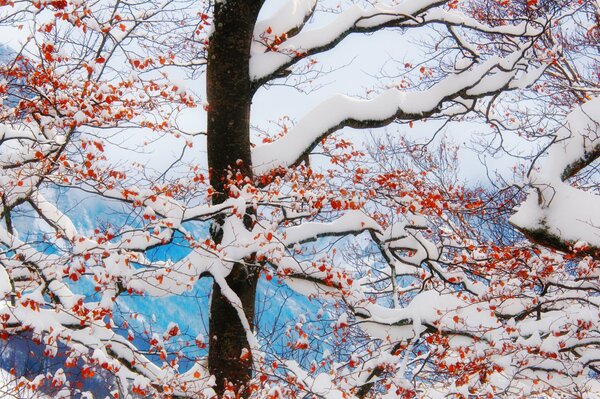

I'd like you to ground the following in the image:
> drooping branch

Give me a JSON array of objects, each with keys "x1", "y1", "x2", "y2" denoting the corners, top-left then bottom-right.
[
  {"x1": 250, "y1": 0, "x2": 544, "y2": 86},
  {"x1": 254, "y1": 0, "x2": 317, "y2": 41},
  {"x1": 252, "y1": 47, "x2": 539, "y2": 174},
  {"x1": 510, "y1": 96, "x2": 600, "y2": 255}
]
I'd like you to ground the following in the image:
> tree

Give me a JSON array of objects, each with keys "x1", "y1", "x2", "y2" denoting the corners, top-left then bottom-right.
[{"x1": 0, "y1": 0, "x2": 598, "y2": 398}]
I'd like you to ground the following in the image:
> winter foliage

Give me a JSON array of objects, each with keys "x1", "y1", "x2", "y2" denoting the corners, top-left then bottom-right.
[{"x1": 0, "y1": 0, "x2": 599, "y2": 398}]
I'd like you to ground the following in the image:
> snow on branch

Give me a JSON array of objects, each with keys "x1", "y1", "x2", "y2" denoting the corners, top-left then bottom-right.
[
  {"x1": 254, "y1": 0, "x2": 317, "y2": 40},
  {"x1": 280, "y1": 210, "x2": 380, "y2": 245},
  {"x1": 251, "y1": 0, "x2": 444, "y2": 82},
  {"x1": 253, "y1": 47, "x2": 537, "y2": 175},
  {"x1": 29, "y1": 192, "x2": 79, "y2": 241},
  {"x1": 250, "y1": 0, "x2": 543, "y2": 84},
  {"x1": 510, "y1": 96, "x2": 600, "y2": 253}
]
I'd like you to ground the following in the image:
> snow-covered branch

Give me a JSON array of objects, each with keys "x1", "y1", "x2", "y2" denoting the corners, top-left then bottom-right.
[
  {"x1": 510, "y1": 96, "x2": 600, "y2": 253},
  {"x1": 253, "y1": 47, "x2": 538, "y2": 174},
  {"x1": 251, "y1": 0, "x2": 543, "y2": 85}
]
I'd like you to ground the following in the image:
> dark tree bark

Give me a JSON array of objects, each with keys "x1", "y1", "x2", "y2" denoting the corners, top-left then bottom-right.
[{"x1": 206, "y1": 0, "x2": 264, "y2": 396}]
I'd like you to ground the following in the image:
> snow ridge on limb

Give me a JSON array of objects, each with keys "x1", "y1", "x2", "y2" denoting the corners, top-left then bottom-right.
[
  {"x1": 510, "y1": 96, "x2": 600, "y2": 253},
  {"x1": 254, "y1": 0, "x2": 317, "y2": 39},
  {"x1": 253, "y1": 46, "x2": 540, "y2": 175},
  {"x1": 251, "y1": 0, "x2": 445, "y2": 82},
  {"x1": 250, "y1": 0, "x2": 543, "y2": 84}
]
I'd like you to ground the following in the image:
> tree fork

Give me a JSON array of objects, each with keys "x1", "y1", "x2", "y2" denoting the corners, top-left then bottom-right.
[{"x1": 206, "y1": 0, "x2": 264, "y2": 396}]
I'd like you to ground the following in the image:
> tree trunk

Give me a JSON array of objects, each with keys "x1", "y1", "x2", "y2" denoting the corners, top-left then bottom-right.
[{"x1": 206, "y1": 1, "x2": 264, "y2": 396}]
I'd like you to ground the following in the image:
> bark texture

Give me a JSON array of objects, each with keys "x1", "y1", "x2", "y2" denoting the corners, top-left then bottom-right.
[{"x1": 206, "y1": 1, "x2": 264, "y2": 396}]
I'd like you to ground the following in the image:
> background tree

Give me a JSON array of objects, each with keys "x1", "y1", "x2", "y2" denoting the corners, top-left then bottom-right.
[{"x1": 0, "y1": 0, "x2": 598, "y2": 398}]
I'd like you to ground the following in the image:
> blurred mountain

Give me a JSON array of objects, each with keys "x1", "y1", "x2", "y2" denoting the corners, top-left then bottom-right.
[
  {"x1": 0, "y1": 43, "x2": 25, "y2": 108},
  {"x1": 0, "y1": 44, "x2": 14, "y2": 63}
]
